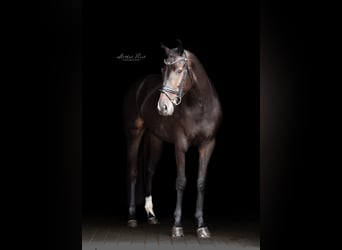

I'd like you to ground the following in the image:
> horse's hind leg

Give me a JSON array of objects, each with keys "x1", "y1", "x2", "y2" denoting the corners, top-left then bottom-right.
[
  {"x1": 126, "y1": 124, "x2": 144, "y2": 228},
  {"x1": 144, "y1": 133, "x2": 163, "y2": 224}
]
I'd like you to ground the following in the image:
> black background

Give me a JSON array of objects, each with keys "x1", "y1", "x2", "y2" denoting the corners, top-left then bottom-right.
[
  {"x1": 82, "y1": 2, "x2": 259, "y2": 220},
  {"x1": 47, "y1": 0, "x2": 310, "y2": 250}
]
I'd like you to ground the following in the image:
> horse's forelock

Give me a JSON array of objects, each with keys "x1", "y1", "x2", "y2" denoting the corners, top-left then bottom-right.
[{"x1": 165, "y1": 48, "x2": 187, "y2": 65}]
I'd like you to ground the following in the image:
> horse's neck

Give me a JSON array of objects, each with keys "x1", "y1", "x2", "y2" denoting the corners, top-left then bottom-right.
[
  {"x1": 189, "y1": 59, "x2": 215, "y2": 107},
  {"x1": 184, "y1": 79, "x2": 216, "y2": 121}
]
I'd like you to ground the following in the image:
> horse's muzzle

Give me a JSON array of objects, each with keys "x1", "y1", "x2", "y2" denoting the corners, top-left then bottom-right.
[{"x1": 157, "y1": 94, "x2": 174, "y2": 116}]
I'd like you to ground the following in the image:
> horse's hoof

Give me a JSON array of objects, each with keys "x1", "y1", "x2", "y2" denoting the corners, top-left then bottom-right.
[
  {"x1": 172, "y1": 227, "x2": 184, "y2": 237},
  {"x1": 196, "y1": 227, "x2": 211, "y2": 238},
  {"x1": 127, "y1": 219, "x2": 138, "y2": 228},
  {"x1": 148, "y1": 216, "x2": 160, "y2": 225}
]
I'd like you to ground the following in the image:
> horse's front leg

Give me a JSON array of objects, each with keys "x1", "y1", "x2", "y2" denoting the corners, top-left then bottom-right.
[
  {"x1": 172, "y1": 141, "x2": 188, "y2": 237},
  {"x1": 195, "y1": 139, "x2": 216, "y2": 238}
]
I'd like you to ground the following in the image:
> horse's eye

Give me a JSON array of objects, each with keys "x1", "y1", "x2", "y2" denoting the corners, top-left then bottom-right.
[{"x1": 177, "y1": 69, "x2": 182, "y2": 74}]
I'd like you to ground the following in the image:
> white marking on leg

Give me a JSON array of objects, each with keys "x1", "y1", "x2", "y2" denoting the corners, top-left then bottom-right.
[{"x1": 144, "y1": 195, "x2": 155, "y2": 217}]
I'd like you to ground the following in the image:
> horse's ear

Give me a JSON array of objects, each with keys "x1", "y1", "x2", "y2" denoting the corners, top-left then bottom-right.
[
  {"x1": 176, "y1": 39, "x2": 184, "y2": 55},
  {"x1": 160, "y1": 42, "x2": 170, "y2": 57}
]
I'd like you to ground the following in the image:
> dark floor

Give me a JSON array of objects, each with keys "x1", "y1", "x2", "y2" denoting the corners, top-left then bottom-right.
[{"x1": 82, "y1": 216, "x2": 259, "y2": 250}]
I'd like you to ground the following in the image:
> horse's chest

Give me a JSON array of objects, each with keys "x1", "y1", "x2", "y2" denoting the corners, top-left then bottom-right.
[{"x1": 182, "y1": 117, "x2": 214, "y2": 141}]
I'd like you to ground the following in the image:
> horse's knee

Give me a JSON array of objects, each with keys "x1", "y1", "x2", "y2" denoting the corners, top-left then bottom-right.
[
  {"x1": 147, "y1": 167, "x2": 155, "y2": 177},
  {"x1": 129, "y1": 168, "x2": 138, "y2": 181},
  {"x1": 197, "y1": 178, "x2": 206, "y2": 192},
  {"x1": 176, "y1": 177, "x2": 187, "y2": 190}
]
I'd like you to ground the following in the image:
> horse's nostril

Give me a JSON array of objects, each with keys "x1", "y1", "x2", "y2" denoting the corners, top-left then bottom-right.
[{"x1": 163, "y1": 104, "x2": 167, "y2": 111}]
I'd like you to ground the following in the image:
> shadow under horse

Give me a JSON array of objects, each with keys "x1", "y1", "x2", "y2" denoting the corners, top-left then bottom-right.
[{"x1": 123, "y1": 40, "x2": 222, "y2": 238}]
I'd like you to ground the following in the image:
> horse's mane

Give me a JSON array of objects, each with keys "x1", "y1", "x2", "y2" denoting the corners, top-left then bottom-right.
[{"x1": 186, "y1": 51, "x2": 216, "y2": 109}]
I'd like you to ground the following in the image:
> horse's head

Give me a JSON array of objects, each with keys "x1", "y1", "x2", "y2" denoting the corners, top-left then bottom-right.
[{"x1": 157, "y1": 39, "x2": 192, "y2": 116}]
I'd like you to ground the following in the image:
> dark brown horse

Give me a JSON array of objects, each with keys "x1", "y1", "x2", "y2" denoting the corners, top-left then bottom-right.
[{"x1": 123, "y1": 40, "x2": 222, "y2": 238}]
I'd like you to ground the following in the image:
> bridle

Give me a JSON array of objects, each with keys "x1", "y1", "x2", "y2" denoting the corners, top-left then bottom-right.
[{"x1": 159, "y1": 51, "x2": 192, "y2": 105}]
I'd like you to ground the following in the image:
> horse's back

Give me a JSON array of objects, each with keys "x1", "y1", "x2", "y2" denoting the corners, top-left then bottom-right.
[
  {"x1": 136, "y1": 75, "x2": 162, "y2": 108},
  {"x1": 123, "y1": 74, "x2": 162, "y2": 130}
]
